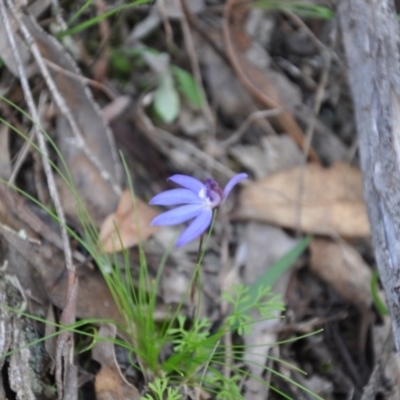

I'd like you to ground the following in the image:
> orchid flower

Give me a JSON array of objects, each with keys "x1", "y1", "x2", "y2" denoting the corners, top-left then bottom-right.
[{"x1": 149, "y1": 173, "x2": 248, "y2": 247}]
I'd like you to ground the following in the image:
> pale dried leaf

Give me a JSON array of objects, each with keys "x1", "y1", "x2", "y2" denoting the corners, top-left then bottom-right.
[
  {"x1": 93, "y1": 324, "x2": 140, "y2": 400},
  {"x1": 99, "y1": 190, "x2": 158, "y2": 253},
  {"x1": 230, "y1": 135, "x2": 304, "y2": 179},
  {"x1": 310, "y1": 238, "x2": 372, "y2": 309},
  {"x1": 238, "y1": 163, "x2": 370, "y2": 237},
  {"x1": 240, "y1": 224, "x2": 298, "y2": 399}
]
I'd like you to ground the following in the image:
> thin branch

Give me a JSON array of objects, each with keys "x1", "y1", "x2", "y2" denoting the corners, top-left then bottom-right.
[
  {"x1": 8, "y1": 7, "x2": 122, "y2": 196},
  {"x1": 0, "y1": 0, "x2": 73, "y2": 273},
  {"x1": 179, "y1": 0, "x2": 216, "y2": 137}
]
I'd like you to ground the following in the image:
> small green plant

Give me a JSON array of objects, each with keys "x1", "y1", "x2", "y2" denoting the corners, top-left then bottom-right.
[
  {"x1": 141, "y1": 377, "x2": 182, "y2": 400},
  {"x1": 223, "y1": 284, "x2": 284, "y2": 336},
  {"x1": 152, "y1": 62, "x2": 204, "y2": 123},
  {"x1": 0, "y1": 95, "x2": 321, "y2": 399},
  {"x1": 110, "y1": 47, "x2": 204, "y2": 123}
]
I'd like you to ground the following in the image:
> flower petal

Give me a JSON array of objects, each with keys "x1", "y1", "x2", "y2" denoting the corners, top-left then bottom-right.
[
  {"x1": 168, "y1": 174, "x2": 205, "y2": 192},
  {"x1": 222, "y1": 173, "x2": 248, "y2": 200},
  {"x1": 149, "y1": 189, "x2": 202, "y2": 206},
  {"x1": 176, "y1": 208, "x2": 212, "y2": 247},
  {"x1": 151, "y1": 204, "x2": 203, "y2": 226}
]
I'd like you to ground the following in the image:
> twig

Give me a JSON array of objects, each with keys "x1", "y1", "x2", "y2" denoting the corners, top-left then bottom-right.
[
  {"x1": 0, "y1": 0, "x2": 73, "y2": 274},
  {"x1": 303, "y1": 23, "x2": 336, "y2": 156},
  {"x1": 222, "y1": 0, "x2": 320, "y2": 162},
  {"x1": 219, "y1": 108, "x2": 282, "y2": 148},
  {"x1": 8, "y1": 122, "x2": 36, "y2": 186},
  {"x1": 182, "y1": 1, "x2": 229, "y2": 64},
  {"x1": 0, "y1": 2, "x2": 77, "y2": 398},
  {"x1": 10, "y1": 9, "x2": 121, "y2": 195},
  {"x1": 222, "y1": 0, "x2": 277, "y2": 110},
  {"x1": 295, "y1": 23, "x2": 336, "y2": 235},
  {"x1": 157, "y1": 0, "x2": 175, "y2": 51},
  {"x1": 179, "y1": 0, "x2": 216, "y2": 137},
  {"x1": 93, "y1": 0, "x2": 110, "y2": 82},
  {"x1": 285, "y1": 10, "x2": 324, "y2": 48},
  {"x1": 136, "y1": 99, "x2": 239, "y2": 179},
  {"x1": 44, "y1": 59, "x2": 116, "y2": 100}
]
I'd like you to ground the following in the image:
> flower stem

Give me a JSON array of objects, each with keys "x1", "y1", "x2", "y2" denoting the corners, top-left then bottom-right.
[{"x1": 190, "y1": 234, "x2": 203, "y2": 304}]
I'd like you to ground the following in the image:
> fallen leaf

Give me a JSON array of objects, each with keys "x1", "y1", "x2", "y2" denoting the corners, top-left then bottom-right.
[
  {"x1": 310, "y1": 238, "x2": 372, "y2": 309},
  {"x1": 239, "y1": 223, "x2": 299, "y2": 400},
  {"x1": 99, "y1": 190, "x2": 158, "y2": 253},
  {"x1": 230, "y1": 135, "x2": 304, "y2": 179},
  {"x1": 237, "y1": 163, "x2": 370, "y2": 237},
  {"x1": 93, "y1": 324, "x2": 140, "y2": 400}
]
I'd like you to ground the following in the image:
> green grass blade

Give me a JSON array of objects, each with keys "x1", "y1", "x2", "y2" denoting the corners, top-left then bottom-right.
[
  {"x1": 371, "y1": 270, "x2": 388, "y2": 316},
  {"x1": 59, "y1": 0, "x2": 151, "y2": 38},
  {"x1": 253, "y1": 1, "x2": 334, "y2": 19},
  {"x1": 67, "y1": 0, "x2": 94, "y2": 26}
]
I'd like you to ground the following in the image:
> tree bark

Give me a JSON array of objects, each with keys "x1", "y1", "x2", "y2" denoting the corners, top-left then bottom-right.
[{"x1": 339, "y1": 0, "x2": 400, "y2": 354}]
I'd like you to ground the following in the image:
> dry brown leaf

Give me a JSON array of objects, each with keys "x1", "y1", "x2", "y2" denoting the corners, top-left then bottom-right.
[
  {"x1": 99, "y1": 190, "x2": 158, "y2": 253},
  {"x1": 93, "y1": 324, "x2": 140, "y2": 400},
  {"x1": 310, "y1": 238, "x2": 372, "y2": 309},
  {"x1": 237, "y1": 163, "x2": 370, "y2": 237}
]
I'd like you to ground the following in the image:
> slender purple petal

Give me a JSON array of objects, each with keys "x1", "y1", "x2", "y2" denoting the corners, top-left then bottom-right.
[
  {"x1": 168, "y1": 174, "x2": 205, "y2": 193},
  {"x1": 149, "y1": 189, "x2": 203, "y2": 206},
  {"x1": 222, "y1": 173, "x2": 248, "y2": 200},
  {"x1": 176, "y1": 208, "x2": 213, "y2": 247},
  {"x1": 151, "y1": 204, "x2": 204, "y2": 226}
]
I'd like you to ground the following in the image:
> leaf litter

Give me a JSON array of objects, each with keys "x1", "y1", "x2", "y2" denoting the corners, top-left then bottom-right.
[{"x1": 0, "y1": 0, "x2": 391, "y2": 399}]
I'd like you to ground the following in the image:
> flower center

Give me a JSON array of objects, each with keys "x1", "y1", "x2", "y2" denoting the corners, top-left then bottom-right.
[{"x1": 198, "y1": 178, "x2": 222, "y2": 208}]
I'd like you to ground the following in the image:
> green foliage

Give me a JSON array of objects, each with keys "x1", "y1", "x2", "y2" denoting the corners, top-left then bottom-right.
[
  {"x1": 0, "y1": 97, "x2": 322, "y2": 399},
  {"x1": 171, "y1": 66, "x2": 204, "y2": 109},
  {"x1": 240, "y1": 236, "x2": 311, "y2": 316},
  {"x1": 141, "y1": 378, "x2": 182, "y2": 400},
  {"x1": 205, "y1": 372, "x2": 243, "y2": 400},
  {"x1": 168, "y1": 315, "x2": 211, "y2": 353},
  {"x1": 153, "y1": 72, "x2": 180, "y2": 123},
  {"x1": 254, "y1": 1, "x2": 334, "y2": 19},
  {"x1": 67, "y1": 0, "x2": 94, "y2": 26},
  {"x1": 152, "y1": 63, "x2": 205, "y2": 122},
  {"x1": 110, "y1": 49, "x2": 132, "y2": 77},
  {"x1": 117, "y1": 46, "x2": 205, "y2": 121},
  {"x1": 371, "y1": 270, "x2": 388, "y2": 316},
  {"x1": 223, "y1": 284, "x2": 284, "y2": 335},
  {"x1": 58, "y1": 0, "x2": 152, "y2": 38}
]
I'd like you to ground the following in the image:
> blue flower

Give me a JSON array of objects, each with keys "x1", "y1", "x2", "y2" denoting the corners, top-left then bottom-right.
[{"x1": 149, "y1": 173, "x2": 248, "y2": 247}]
